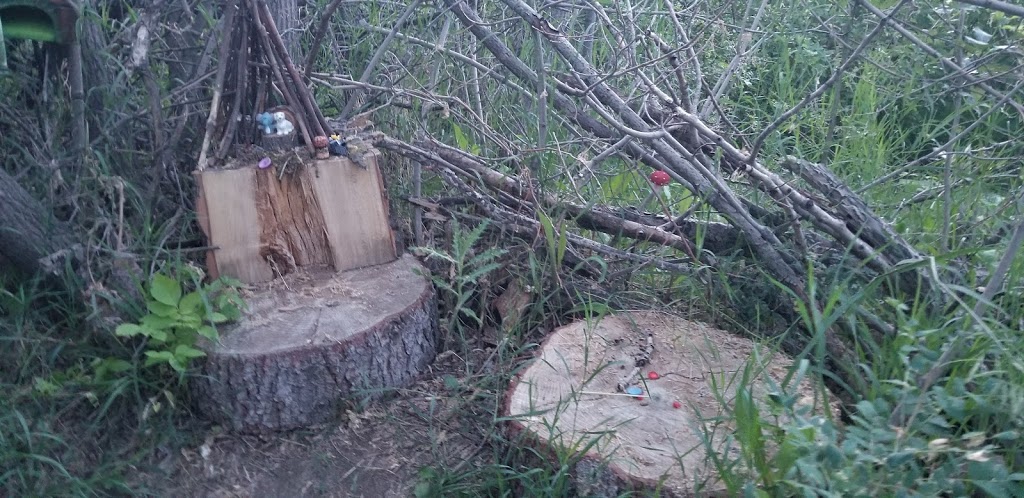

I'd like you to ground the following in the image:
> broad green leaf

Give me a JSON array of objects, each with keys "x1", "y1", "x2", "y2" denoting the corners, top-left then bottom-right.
[
  {"x1": 147, "y1": 327, "x2": 168, "y2": 342},
  {"x1": 144, "y1": 350, "x2": 175, "y2": 367},
  {"x1": 149, "y1": 273, "x2": 182, "y2": 306},
  {"x1": 168, "y1": 358, "x2": 186, "y2": 372},
  {"x1": 972, "y1": 479, "x2": 1008, "y2": 498},
  {"x1": 885, "y1": 451, "x2": 915, "y2": 467},
  {"x1": 146, "y1": 300, "x2": 177, "y2": 318},
  {"x1": 141, "y1": 314, "x2": 176, "y2": 331},
  {"x1": 442, "y1": 374, "x2": 460, "y2": 390},
  {"x1": 197, "y1": 325, "x2": 219, "y2": 341},
  {"x1": 452, "y1": 123, "x2": 469, "y2": 150},
  {"x1": 219, "y1": 303, "x2": 242, "y2": 321},
  {"x1": 174, "y1": 344, "x2": 206, "y2": 359},
  {"x1": 179, "y1": 313, "x2": 202, "y2": 329},
  {"x1": 179, "y1": 291, "x2": 203, "y2": 314},
  {"x1": 206, "y1": 311, "x2": 229, "y2": 324},
  {"x1": 216, "y1": 276, "x2": 244, "y2": 288},
  {"x1": 33, "y1": 377, "x2": 59, "y2": 396},
  {"x1": 115, "y1": 323, "x2": 144, "y2": 337}
]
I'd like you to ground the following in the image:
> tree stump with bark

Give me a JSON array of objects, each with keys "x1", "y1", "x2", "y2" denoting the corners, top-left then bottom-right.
[
  {"x1": 503, "y1": 311, "x2": 835, "y2": 497},
  {"x1": 192, "y1": 254, "x2": 439, "y2": 433},
  {"x1": 192, "y1": 141, "x2": 438, "y2": 432}
]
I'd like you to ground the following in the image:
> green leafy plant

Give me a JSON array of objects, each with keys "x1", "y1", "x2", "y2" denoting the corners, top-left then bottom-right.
[
  {"x1": 415, "y1": 220, "x2": 506, "y2": 350},
  {"x1": 114, "y1": 273, "x2": 244, "y2": 373}
]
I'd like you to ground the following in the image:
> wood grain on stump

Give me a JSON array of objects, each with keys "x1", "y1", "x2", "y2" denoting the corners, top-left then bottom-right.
[
  {"x1": 193, "y1": 254, "x2": 438, "y2": 433},
  {"x1": 503, "y1": 311, "x2": 834, "y2": 497}
]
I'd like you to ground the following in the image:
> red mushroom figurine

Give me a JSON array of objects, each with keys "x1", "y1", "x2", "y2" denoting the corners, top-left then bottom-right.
[
  {"x1": 649, "y1": 170, "x2": 671, "y2": 187},
  {"x1": 313, "y1": 135, "x2": 329, "y2": 159}
]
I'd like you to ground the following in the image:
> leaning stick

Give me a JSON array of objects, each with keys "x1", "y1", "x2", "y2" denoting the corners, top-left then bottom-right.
[
  {"x1": 247, "y1": 0, "x2": 314, "y2": 153},
  {"x1": 196, "y1": 3, "x2": 236, "y2": 171},
  {"x1": 215, "y1": 17, "x2": 250, "y2": 162},
  {"x1": 256, "y1": 0, "x2": 328, "y2": 138}
]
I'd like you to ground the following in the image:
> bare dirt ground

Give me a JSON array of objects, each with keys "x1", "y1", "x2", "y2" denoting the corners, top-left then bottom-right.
[{"x1": 137, "y1": 349, "x2": 499, "y2": 498}]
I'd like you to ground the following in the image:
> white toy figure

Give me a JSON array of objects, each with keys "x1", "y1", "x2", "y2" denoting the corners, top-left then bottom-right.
[{"x1": 273, "y1": 112, "x2": 294, "y2": 136}]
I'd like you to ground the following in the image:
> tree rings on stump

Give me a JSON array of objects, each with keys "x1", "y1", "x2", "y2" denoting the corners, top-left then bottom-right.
[
  {"x1": 192, "y1": 254, "x2": 438, "y2": 433},
  {"x1": 503, "y1": 311, "x2": 836, "y2": 497}
]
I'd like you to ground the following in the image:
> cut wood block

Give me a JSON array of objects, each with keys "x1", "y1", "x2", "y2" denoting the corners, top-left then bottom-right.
[
  {"x1": 192, "y1": 254, "x2": 438, "y2": 433},
  {"x1": 195, "y1": 150, "x2": 396, "y2": 285},
  {"x1": 503, "y1": 312, "x2": 836, "y2": 497}
]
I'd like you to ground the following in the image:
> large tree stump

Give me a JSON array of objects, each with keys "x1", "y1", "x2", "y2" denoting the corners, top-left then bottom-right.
[
  {"x1": 503, "y1": 312, "x2": 835, "y2": 497},
  {"x1": 192, "y1": 254, "x2": 438, "y2": 433}
]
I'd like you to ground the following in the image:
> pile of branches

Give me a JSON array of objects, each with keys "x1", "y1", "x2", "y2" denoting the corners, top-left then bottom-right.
[
  {"x1": 336, "y1": 0, "x2": 1024, "y2": 399},
  {"x1": 353, "y1": 5, "x2": 920, "y2": 329},
  {"x1": 439, "y1": 0, "x2": 934, "y2": 299}
]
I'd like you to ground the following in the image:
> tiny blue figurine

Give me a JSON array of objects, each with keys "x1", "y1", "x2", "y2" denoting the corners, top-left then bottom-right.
[
  {"x1": 256, "y1": 112, "x2": 275, "y2": 135},
  {"x1": 328, "y1": 135, "x2": 347, "y2": 156}
]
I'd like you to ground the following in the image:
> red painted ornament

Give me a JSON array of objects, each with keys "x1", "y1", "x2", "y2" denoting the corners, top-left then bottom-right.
[
  {"x1": 647, "y1": 371, "x2": 660, "y2": 380},
  {"x1": 672, "y1": 401, "x2": 682, "y2": 409},
  {"x1": 649, "y1": 170, "x2": 671, "y2": 186}
]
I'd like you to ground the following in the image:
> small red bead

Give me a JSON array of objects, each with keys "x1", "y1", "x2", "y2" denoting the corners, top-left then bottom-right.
[
  {"x1": 672, "y1": 401, "x2": 682, "y2": 409},
  {"x1": 647, "y1": 371, "x2": 660, "y2": 380}
]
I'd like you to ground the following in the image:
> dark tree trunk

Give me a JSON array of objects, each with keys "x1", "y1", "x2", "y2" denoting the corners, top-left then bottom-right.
[
  {"x1": 264, "y1": 0, "x2": 300, "y2": 60},
  {"x1": 0, "y1": 168, "x2": 76, "y2": 277}
]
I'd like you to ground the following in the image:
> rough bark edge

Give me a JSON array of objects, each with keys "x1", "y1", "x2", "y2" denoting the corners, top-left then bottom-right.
[{"x1": 192, "y1": 273, "x2": 439, "y2": 433}]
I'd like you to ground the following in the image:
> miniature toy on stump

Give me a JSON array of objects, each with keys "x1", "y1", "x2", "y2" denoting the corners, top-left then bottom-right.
[{"x1": 190, "y1": 0, "x2": 438, "y2": 432}]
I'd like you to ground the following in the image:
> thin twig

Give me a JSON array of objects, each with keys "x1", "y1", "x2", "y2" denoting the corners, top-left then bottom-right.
[
  {"x1": 747, "y1": 0, "x2": 911, "y2": 163},
  {"x1": 303, "y1": 0, "x2": 351, "y2": 77},
  {"x1": 257, "y1": 0, "x2": 327, "y2": 137},
  {"x1": 215, "y1": 16, "x2": 249, "y2": 161},
  {"x1": 196, "y1": 3, "x2": 236, "y2": 171},
  {"x1": 340, "y1": 0, "x2": 424, "y2": 121}
]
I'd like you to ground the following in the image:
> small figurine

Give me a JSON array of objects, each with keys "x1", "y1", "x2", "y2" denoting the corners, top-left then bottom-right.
[
  {"x1": 328, "y1": 134, "x2": 347, "y2": 156},
  {"x1": 313, "y1": 136, "x2": 329, "y2": 159},
  {"x1": 256, "y1": 112, "x2": 275, "y2": 135},
  {"x1": 273, "y1": 112, "x2": 294, "y2": 136}
]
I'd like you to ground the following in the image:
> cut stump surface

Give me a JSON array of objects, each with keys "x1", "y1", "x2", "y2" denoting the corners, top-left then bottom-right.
[
  {"x1": 503, "y1": 312, "x2": 833, "y2": 497},
  {"x1": 193, "y1": 254, "x2": 438, "y2": 433}
]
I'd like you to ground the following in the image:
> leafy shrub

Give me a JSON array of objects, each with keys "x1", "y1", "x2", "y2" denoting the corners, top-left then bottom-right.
[{"x1": 114, "y1": 273, "x2": 244, "y2": 373}]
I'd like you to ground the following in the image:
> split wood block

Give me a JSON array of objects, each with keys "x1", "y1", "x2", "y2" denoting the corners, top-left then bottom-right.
[{"x1": 195, "y1": 150, "x2": 396, "y2": 284}]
